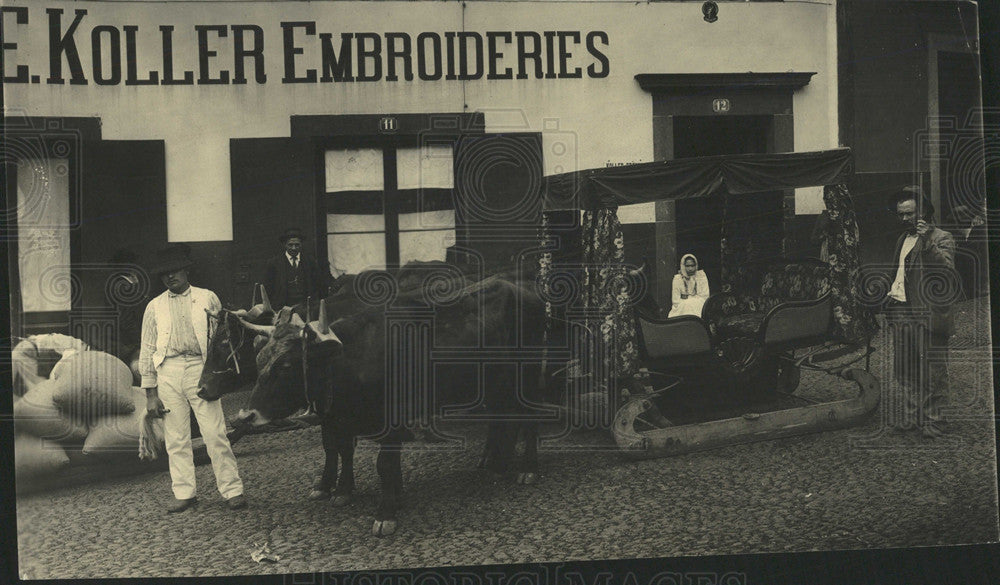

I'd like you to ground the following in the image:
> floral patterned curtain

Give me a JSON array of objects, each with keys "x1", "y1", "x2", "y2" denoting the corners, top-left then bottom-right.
[
  {"x1": 538, "y1": 212, "x2": 556, "y2": 346},
  {"x1": 580, "y1": 208, "x2": 639, "y2": 382},
  {"x1": 823, "y1": 183, "x2": 878, "y2": 343}
]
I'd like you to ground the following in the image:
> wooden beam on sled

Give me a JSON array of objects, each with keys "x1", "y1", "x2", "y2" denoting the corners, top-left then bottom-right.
[{"x1": 612, "y1": 368, "x2": 880, "y2": 459}]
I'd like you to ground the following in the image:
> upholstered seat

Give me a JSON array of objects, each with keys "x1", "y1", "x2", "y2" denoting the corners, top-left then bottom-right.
[
  {"x1": 703, "y1": 258, "x2": 831, "y2": 343},
  {"x1": 716, "y1": 312, "x2": 766, "y2": 338}
]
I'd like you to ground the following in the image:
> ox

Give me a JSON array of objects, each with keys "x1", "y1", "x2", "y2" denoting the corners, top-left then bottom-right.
[
  {"x1": 197, "y1": 285, "x2": 279, "y2": 402},
  {"x1": 199, "y1": 261, "x2": 479, "y2": 403},
  {"x1": 232, "y1": 274, "x2": 549, "y2": 536}
]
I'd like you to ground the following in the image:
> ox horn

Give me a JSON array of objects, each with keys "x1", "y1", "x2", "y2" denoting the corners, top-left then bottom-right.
[
  {"x1": 232, "y1": 313, "x2": 276, "y2": 337},
  {"x1": 259, "y1": 284, "x2": 274, "y2": 313},
  {"x1": 318, "y1": 298, "x2": 330, "y2": 334},
  {"x1": 307, "y1": 301, "x2": 341, "y2": 346}
]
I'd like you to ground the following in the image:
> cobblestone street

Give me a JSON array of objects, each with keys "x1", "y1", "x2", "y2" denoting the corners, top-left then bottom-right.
[{"x1": 13, "y1": 299, "x2": 998, "y2": 579}]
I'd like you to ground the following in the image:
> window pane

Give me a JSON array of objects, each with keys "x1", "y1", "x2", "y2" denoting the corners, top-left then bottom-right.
[
  {"x1": 327, "y1": 233, "x2": 387, "y2": 274},
  {"x1": 618, "y1": 202, "x2": 656, "y2": 224},
  {"x1": 397, "y1": 145, "x2": 454, "y2": 190},
  {"x1": 399, "y1": 230, "x2": 455, "y2": 264},
  {"x1": 325, "y1": 148, "x2": 384, "y2": 192},
  {"x1": 398, "y1": 209, "x2": 455, "y2": 231},
  {"x1": 18, "y1": 158, "x2": 71, "y2": 312},
  {"x1": 327, "y1": 213, "x2": 385, "y2": 234}
]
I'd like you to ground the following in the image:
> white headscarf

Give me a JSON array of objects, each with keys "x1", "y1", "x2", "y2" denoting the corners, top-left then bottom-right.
[
  {"x1": 679, "y1": 253, "x2": 698, "y2": 274},
  {"x1": 678, "y1": 254, "x2": 700, "y2": 294}
]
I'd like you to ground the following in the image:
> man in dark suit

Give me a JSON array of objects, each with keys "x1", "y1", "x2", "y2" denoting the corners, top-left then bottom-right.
[
  {"x1": 882, "y1": 186, "x2": 957, "y2": 438},
  {"x1": 262, "y1": 228, "x2": 328, "y2": 309}
]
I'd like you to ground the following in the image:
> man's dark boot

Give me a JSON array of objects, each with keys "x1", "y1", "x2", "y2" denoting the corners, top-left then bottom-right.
[{"x1": 167, "y1": 497, "x2": 197, "y2": 513}]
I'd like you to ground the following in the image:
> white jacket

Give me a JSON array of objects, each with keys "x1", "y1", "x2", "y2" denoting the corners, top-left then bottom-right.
[{"x1": 138, "y1": 286, "x2": 221, "y2": 388}]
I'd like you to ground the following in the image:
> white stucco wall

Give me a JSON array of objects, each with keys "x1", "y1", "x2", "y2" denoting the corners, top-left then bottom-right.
[{"x1": 3, "y1": 0, "x2": 838, "y2": 241}]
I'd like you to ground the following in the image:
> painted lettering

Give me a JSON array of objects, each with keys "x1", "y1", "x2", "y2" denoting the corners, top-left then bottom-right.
[
  {"x1": 457, "y1": 32, "x2": 483, "y2": 81},
  {"x1": 444, "y1": 31, "x2": 457, "y2": 80},
  {"x1": 91, "y1": 25, "x2": 121, "y2": 85},
  {"x1": 0, "y1": 6, "x2": 29, "y2": 83},
  {"x1": 319, "y1": 32, "x2": 353, "y2": 82},
  {"x1": 281, "y1": 21, "x2": 317, "y2": 83},
  {"x1": 356, "y1": 32, "x2": 381, "y2": 82},
  {"x1": 515, "y1": 31, "x2": 542, "y2": 80},
  {"x1": 46, "y1": 8, "x2": 88, "y2": 85},
  {"x1": 486, "y1": 31, "x2": 513, "y2": 80},
  {"x1": 196, "y1": 25, "x2": 229, "y2": 84},
  {"x1": 160, "y1": 25, "x2": 194, "y2": 84},
  {"x1": 586, "y1": 31, "x2": 609, "y2": 78},
  {"x1": 385, "y1": 32, "x2": 412, "y2": 81},
  {"x1": 124, "y1": 25, "x2": 158, "y2": 85},
  {"x1": 557, "y1": 31, "x2": 581, "y2": 78},
  {"x1": 8, "y1": 19, "x2": 610, "y2": 87},
  {"x1": 543, "y1": 31, "x2": 557, "y2": 79},
  {"x1": 232, "y1": 25, "x2": 266, "y2": 84},
  {"x1": 416, "y1": 32, "x2": 442, "y2": 81}
]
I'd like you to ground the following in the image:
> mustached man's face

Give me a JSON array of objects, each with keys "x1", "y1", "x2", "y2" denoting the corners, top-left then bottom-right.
[
  {"x1": 285, "y1": 237, "x2": 302, "y2": 257},
  {"x1": 896, "y1": 199, "x2": 917, "y2": 230}
]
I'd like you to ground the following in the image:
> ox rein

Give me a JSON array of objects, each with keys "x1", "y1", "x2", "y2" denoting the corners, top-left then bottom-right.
[
  {"x1": 299, "y1": 297, "x2": 325, "y2": 414},
  {"x1": 206, "y1": 310, "x2": 245, "y2": 375}
]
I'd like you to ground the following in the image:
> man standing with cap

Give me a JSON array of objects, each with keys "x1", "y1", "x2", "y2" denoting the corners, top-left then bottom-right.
[
  {"x1": 883, "y1": 185, "x2": 957, "y2": 438},
  {"x1": 262, "y1": 227, "x2": 328, "y2": 309},
  {"x1": 139, "y1": 245, "x2": 247, "y2": 513}
]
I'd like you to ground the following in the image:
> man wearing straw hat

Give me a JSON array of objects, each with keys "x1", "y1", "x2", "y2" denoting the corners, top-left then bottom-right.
[
  {"x1": 883, "y1": 185, "x2": 957, "y2": 438},
  {"x1": 139, "y1": 244, "x2": 247, "y2": 513}
]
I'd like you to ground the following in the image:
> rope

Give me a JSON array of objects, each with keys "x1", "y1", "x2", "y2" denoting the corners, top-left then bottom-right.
[
  {"x1": 225, "y1": 316, "x2": 244, "y2": 375},
  {"x1": 138, "y1": 413, "x2": 162, "y2": 461},
  {"x1": 301, "y1": 297, "x2": 316, "y2": 413}
]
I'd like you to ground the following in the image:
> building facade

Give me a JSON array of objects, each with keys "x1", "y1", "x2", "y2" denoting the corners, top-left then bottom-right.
[{"x1": 2, "y1": 0, "x2": 878, "y2": 352}]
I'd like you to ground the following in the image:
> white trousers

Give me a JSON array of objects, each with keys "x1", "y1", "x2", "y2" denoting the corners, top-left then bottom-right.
[{"x1": 157, "y1": 355, "x2": 244, "y2": 500}]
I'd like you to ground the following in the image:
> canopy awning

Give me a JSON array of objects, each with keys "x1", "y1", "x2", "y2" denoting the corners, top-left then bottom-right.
[{"x1": 543, "y1": 148, "x2": 853, "y2": 211}]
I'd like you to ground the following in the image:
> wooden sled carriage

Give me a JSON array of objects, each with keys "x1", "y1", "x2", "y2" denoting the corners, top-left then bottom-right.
[{"x1": 540, "y1": 148, "x2": 881, "y2": 459}]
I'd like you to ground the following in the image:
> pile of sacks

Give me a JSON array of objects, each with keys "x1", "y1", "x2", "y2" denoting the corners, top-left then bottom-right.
[
  {"x1": 11, "y1": 333, "x2": 89, "y2": 395},
  {"x1": 13, "y1": 343, "x2": 166, "y2": 486}
]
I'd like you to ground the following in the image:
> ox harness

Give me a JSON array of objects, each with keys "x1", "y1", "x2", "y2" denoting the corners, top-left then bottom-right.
[{"x1": 206, "y1": 310, "x2": 244, "y2": 376}]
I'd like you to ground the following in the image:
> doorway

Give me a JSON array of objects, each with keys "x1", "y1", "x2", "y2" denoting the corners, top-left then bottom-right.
[{"x1": 673, "y1": 115, "x2": 781, "y2": 288}]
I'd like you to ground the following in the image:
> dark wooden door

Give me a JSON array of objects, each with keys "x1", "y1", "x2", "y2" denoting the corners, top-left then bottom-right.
[
  {"x1": 673, "y1": 115, "x2": 777, "y2": 286},
  {"x1": 77, "y1": 139, "x2": 166, "y2": 354},
  {"x1": 230, "y1": 137, "x2": 318, "y2": 306}
]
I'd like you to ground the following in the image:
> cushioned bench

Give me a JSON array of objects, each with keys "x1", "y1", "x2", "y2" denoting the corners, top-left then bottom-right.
[{"x1": 702, "y1": 259, "x2": 832, "y2": 348}]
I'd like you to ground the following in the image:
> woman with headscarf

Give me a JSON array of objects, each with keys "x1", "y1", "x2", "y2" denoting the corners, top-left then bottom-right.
[{"x1": 668, "y1": 253, "x2": 710, "y2": 318}]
